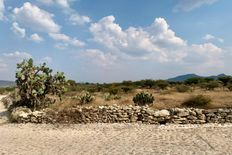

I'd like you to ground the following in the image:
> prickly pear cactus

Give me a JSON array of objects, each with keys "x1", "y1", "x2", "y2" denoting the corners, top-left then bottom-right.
[
  {"x1": 133, "y1": 92, "x2": 155, "y2": 106},
  {"x1": 15, "y1": 58, "x2": 67, "y2": 110}
]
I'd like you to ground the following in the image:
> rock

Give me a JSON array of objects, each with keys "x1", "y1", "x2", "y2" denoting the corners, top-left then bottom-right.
[
  {"x1": 154, "y1": 110, "x2": 170, "y2": 117},
  {"x1": 177, "y1": 109, "x2": 189, "y2": 117},
  {"x1": 11, "y1": 107, "x2": 32, "y2": 122},
  {"x1": 198, "y1": 114, "x2": 206, "y2": 120}
]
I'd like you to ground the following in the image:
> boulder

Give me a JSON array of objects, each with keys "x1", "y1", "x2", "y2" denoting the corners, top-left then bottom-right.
[{"x1": 154, "y1": 110, "x2": 170, "y2": 117}]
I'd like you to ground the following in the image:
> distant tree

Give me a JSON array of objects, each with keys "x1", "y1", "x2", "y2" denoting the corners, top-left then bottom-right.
[
  {"x1": 142, "y1": 79, "x2": 156, "y2": 89},
  {"x1": 200, "y1": 81, "x2": 220, "y2": 90},
  {"x1": 155, "y1": 80, "x2": 169, "y2": 90},
  {"x1": 185, "y1": 77, "x2": 204, "y2": 85},
  {"x1": 218, "y1": 76, "x2": 232, "y2": 86}
]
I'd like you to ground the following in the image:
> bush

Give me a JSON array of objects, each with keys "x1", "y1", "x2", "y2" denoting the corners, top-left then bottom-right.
[
  {"x1": 200, "y1": 81, "x2": 220, "y2": 90},
  {"x1": 218, "y1": 76, "x2": 232, "y2": 86},
  {"x1": 121, "y1": 86, "x2": 133, "y2": 93},
  {"x1": 103, "y1": 93, "x2": 121, "y2": 101},
  {"x1": 133, "y1": 92, "x2": 155, "y2": 106},
  {"x1": 182, "y1": 95, "x2": 212, "y2": 108},
  {"x1": 155, "y1": 80, "x2": 169, "y2": 90},
  {"x1": 108, "y1": 87, "x2": 120, "y2": 95},
  {"x1": 226, "y1": 83, "x2": 232, "y2": 91},
  {"x1": 175, "y1": 85, "x2": 191, "y2": 93},
  {"x1": 78, "y1": 91, "x2": 95, "y2": 104},
  {"x1": 0, "y1": 87, "x2": 15, "y2": 95},
  {"x1": 15, "y1": 58, "x2": 67, "y2": 110}
]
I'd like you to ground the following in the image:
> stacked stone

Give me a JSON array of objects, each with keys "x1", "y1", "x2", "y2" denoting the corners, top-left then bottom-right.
[{"x1": 10, "y1": 105, "x2": 232, "y2": 124}]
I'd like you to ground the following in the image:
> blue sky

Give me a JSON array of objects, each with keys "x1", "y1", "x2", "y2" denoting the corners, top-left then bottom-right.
[{"x1": 0, "y1": 0, "x2": 232, "y2": 82}]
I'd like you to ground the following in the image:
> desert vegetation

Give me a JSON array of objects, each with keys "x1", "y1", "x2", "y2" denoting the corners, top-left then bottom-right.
[{"x1": 3, "y1": 59, "x2": 232, "y2": 111}]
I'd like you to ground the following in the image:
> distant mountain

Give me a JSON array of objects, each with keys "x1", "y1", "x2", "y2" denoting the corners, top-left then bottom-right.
[
  {"x1": 0, "y1": 80, "x2": 15, "y2": 87},
  {"x1": 168, "y1": 74, "x2": 228, "y2": 82}
]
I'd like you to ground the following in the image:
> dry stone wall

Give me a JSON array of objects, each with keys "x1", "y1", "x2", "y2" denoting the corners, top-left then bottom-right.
[{"x1": 11, "y1": 105, "x2": 232, "y2": 124}]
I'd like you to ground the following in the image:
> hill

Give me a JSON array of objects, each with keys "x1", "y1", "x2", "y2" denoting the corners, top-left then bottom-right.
[
  {"x1": 168, "y1": 73, "x2": 228, "y2": 82},
  {"x1": 0, "y1": 80, "x2": 15, "y2": 87}
]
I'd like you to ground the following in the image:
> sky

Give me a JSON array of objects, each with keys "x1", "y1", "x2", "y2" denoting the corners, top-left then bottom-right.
[{"x1": 0, "y1": 0, "x2": 232, "y2": 83}]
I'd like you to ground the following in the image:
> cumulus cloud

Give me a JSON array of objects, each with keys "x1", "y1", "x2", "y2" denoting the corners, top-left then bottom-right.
[
  {"x1": 203, "y1": 34, "x2": 224, "y2": 43},
  {"x1": 69, "y1": 13, "x2": 91, "y2": 25},
  {"x1": 0, "y1": 0, "x2": 4, "y2": 20},
  {"x1": 174, "y1": 0, "x2": 219, "y2": 12},
  {"x1": 11, "y1": 22, "x2": 26, "y2": 38},
  {"x1": 30, "y1": 33, "x2": 44, "y2": 42},
  {"x1": 13, "y1": 2, "x2": 60, "y2": 33},
  {"x1": 89, "y1": 16, "x2": 187, "y2": 63},
  {"x1": 49, "y1": 33, "x2": 85, "y2": 48},
  {"x1": 87, "y1": 15, "x2": 225, "y2": 70},
  {"x1": 37, "y1": 0, "x2": 72, "y2": 8}
]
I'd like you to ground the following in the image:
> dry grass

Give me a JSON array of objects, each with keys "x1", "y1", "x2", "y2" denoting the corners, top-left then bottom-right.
[{"x1": 51, "y1": 88, "x2": 232, "y2": 110}]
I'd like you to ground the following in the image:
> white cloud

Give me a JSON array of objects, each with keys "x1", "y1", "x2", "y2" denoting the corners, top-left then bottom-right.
[
  {"x1": 37, "y1": 0, "x2": 72, "y2": 8},
  {"x1": 11, "y1": 22, "x2": 26, "y2": 38},
  {"x1": 174, "y1": 0, "x2": 219, "y2": 12},
  {"x1": 88, "y1": 16, "x2": 225, "y2": 70},
  {"x1": 203, "y1": 34, "x2": 224, "y2": 43},
  {"x1": 0, "y1": 0, "x2": 4, "y2": 20},
  {"x1": 49, "y1": 33, "x2": 85, "y2": 48},
  {"x1": 184, "y1": 43, "x2": 224, "y2": 72},
  {"x1": 90, "y1": 16, "x2": 186, "y2": 63},
  {"x1": 30, "y1": 33, "x2": 44, "y2": 42},
  {"x1": 13, "y1": 2, "x2": 60, "y2": 33},
  {"x1": 3, "y1": 51, "x2": 32, "y2": 60},
  {"x1": 69, "y1": 13, "x2": 91, "y2": 25}
]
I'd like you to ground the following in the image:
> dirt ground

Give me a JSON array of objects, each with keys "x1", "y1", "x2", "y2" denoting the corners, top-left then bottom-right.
[{"x1": 0, "y1": 123, "x2": 232, "y2": 155}]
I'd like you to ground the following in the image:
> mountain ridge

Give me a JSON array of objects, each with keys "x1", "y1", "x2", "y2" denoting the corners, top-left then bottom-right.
[{"x1": 168, "y1": 73, "x2": 228, "y2": 82}]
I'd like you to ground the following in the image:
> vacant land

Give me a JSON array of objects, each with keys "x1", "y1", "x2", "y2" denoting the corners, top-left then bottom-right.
[
  {"x1": 0, "y1": 123, "x2": 232, "y2": 155},
  {"x1": 52, "y1": 88, "x2": 232, "y2": 110}
]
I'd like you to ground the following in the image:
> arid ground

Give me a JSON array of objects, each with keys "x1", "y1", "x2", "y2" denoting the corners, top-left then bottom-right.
[{"x1": 0, "y1": 123, "x2": 232, "y2": 155}]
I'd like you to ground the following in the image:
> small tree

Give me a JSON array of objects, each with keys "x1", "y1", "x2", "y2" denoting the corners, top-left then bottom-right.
[
  {"x1": 200, "y1": 81, "x2": 220, "y2": 90},
  {"x1": 155, "y1": 80, "x2": 169, "y2": 90},
  {"x1": 15, "y1": 58, "x2": 67, "y2": 110}
]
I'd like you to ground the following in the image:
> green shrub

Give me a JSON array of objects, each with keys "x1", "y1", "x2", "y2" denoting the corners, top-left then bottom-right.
[
  {"x1": 218, "y1": 76, "x2": 232, "y2": 86},
  {"x1": 200, "y1": 81, "x2": 220, "y2": 90},
  {"x1": 155, "y1": 80, "x2": 169, "y2": 90},
  {"x1": 108, "y1": 87, "x2": 120, "y2": 95},
  {"x1": 78, "y1": 91, "x2": 95, "y2": 104},
  {"x1": 15, "y1": 58, "x2": 67, "y2": 110},
  {"x1": 133, "y1": 92, "x2": 155, "y2": 106},
  {"x1": 175, "y1": 85, "x2": 191, "y2": 93},
  {"x1": 182, "y1": 95, "x2": 212, "y2": 108}
]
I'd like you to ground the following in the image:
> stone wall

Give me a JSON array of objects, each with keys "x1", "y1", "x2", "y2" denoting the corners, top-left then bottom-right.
[{"x1": 11, "y1": 105, "x2": 232, "y2": 124}]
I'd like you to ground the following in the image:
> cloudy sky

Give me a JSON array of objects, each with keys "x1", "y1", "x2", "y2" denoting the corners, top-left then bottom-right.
[{"x1": 0, "y1": 0, "x2": 231, "y2": 82}]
